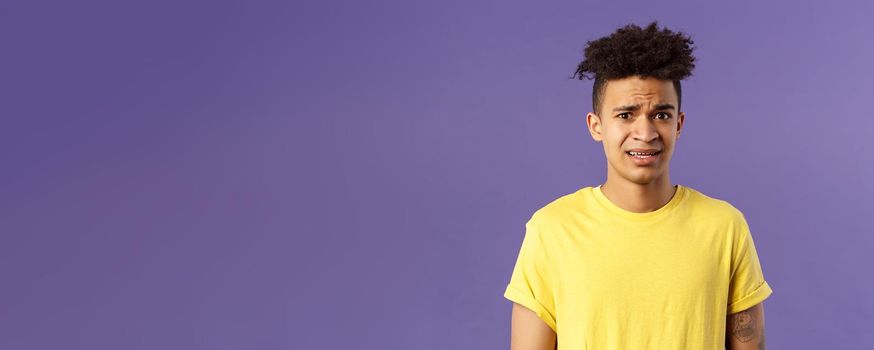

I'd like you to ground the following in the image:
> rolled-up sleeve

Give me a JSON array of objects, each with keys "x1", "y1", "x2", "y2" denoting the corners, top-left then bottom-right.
[
  {"x1": 503, "y1": 216, "x2": 557, "y2": 332},
  {"x1": 727, "y1": 212, "x2": 773, "y2": 314}
]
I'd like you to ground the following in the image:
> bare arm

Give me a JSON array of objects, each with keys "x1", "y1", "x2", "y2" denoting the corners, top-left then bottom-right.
[
  {"x1": 725, "y1": 302, "x2": 766, "y2": 349},
  {"x1": 510, "y1": 302, "x2": 557, "y2": 350}
]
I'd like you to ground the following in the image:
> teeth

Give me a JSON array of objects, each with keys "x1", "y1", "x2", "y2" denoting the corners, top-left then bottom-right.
[{"x1": 628, "y1": 151, "x2": 658, "y2": 156}]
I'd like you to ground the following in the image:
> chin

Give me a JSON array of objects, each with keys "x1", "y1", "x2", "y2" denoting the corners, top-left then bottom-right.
[
  {"x1": 627, "y1": 178, "x2": 657, "y2": 186},
  {"x1": 623, "y1": 170, "x2": 663, "y2": 185}
]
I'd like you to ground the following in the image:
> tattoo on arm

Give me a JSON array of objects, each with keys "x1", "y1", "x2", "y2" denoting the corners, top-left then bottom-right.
[{"x1": 730, "y1": 309, "x2": 756, "y2": 343}]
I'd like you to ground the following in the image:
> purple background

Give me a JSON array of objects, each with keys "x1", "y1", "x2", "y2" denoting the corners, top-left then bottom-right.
[{"x1": 2, "y1": 0, "x2": 873, "y2": 349}]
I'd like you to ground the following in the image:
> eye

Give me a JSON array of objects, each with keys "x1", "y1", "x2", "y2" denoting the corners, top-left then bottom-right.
[
  {"x1": 617, "y1": 112, "x2": 632, "y2": 119},
  {"x1": 654, "y1": 112, "x2": 671, "y2": 120}
]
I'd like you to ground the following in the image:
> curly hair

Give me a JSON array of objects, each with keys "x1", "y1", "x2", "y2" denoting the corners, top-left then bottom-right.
[{"x1": 572, "y1": 21, "x2": 696, "y2": 116}]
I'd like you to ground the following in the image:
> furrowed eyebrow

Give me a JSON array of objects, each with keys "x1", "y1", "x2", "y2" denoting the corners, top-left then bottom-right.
[
  {"x1": 612, "y1": 103, "x2": 676, "y2": 113},
  {"x1": 654, "y1": 103, "x2": 676, "y2": 111}
]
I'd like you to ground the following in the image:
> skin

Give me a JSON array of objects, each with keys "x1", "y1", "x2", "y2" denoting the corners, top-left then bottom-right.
[
  {"x1": 510, "y1": 303, "x2": 556, "y2": 350},
  {"x1": 726, "y1": 302, "x2": 767, "y2": 349},
  {"x1": 585, "y1": 75, "x2": 685, "y2": 213}
]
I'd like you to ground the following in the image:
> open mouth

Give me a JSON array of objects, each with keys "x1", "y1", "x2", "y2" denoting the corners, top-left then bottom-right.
[{"x1": 625, "y1": 150, "x2": 661, "y2": 158}]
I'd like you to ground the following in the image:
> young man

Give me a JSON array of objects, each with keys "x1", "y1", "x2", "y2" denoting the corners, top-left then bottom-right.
[{"x1": 504, "y1": 22, "x2": 773, "y2": 349}]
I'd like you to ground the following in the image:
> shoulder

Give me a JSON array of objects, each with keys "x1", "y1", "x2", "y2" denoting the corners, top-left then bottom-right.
[
  {"x1": 682, "y1": 185, "x2": 747, "y2": 223},
  {"x1": 523, "y1": 186, "x2": 595, "y2": 239},
  {"x1": 529, "y1": 187, "x2": 588, "y2": 222}
]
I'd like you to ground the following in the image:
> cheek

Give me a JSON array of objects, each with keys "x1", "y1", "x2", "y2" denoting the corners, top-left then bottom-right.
[
  {"x1": 661, "y1": 125, "x2": 678, "y2": 137},
  {"x1": 601, "y1": 129, "x2": 623, "y2": 143},
  {"x1": 602, "y1": 137, "x2": 622, "y2": 150}
]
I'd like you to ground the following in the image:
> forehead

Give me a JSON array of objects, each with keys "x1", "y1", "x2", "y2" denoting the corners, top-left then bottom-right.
[{"x1": 602, "y1": 76, "x2": 677, "y2": 106}]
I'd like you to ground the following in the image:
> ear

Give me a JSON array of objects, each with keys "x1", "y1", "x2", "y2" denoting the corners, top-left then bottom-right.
[
  {"x1": 676, "y1": 111, "x2": 685, "y2": 139},
  {"x1": 587, "y1": 112, "x2": 603, "y2": 142}
]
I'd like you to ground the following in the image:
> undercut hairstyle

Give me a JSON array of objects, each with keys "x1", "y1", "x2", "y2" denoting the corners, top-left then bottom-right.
[{"x1": 572, "y1": 21, "x2": 697, "y2": 116}]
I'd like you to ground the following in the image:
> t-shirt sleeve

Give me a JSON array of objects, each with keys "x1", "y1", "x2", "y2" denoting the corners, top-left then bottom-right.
[
  {"x1": 503, "y1": 215, "x2": 557, "y2": 332},
  {"x1": 727, "y1": 211, "x2": 773, "y2": 314}
]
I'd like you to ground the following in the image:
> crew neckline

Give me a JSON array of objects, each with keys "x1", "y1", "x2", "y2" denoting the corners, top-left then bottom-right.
[{"x1": 591, "y1": 184, "x2": 687, "y2": 221}]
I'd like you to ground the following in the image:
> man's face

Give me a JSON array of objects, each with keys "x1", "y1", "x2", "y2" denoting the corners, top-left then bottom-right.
[{"x1": 586, "y1": 76, "x2": 685, "y2": 186}]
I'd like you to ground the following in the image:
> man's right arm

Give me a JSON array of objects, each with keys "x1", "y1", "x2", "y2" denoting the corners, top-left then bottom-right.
[{"x1": 510, "y1": 302, "x2": 557, "y2": 350}]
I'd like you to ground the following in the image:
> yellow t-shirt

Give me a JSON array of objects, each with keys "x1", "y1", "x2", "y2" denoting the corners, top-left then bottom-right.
[{"x1": 504, "y1": 184, "x2": 773, "y2": 349}]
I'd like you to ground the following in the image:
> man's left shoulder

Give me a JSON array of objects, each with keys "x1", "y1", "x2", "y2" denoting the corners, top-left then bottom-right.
[{"x1": 683, "y1": 185, "x2": 746, "y2": 223}]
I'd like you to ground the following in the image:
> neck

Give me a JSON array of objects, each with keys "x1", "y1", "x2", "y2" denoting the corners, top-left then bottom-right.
[{"x1": 600, "y1": 174, "x2": 676, "y2": 213}]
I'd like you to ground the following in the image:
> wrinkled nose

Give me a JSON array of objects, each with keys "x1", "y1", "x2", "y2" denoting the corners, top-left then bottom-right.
[{"x1": 632, "y1": 116, "x2": 659, "y2": 142}]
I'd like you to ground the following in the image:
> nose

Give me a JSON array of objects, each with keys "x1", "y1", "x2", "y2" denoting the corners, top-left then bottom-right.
[{"x1": 632, "y1": 116, "x2": 659, "y2": 143}]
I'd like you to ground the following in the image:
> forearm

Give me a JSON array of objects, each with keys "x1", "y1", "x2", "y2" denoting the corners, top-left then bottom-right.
[
  {"x1": 510, "y1": 303, "x2": 557, "y2": 350},
  {"x1": 725, "y1": 303, "x2": 766, "y2": 349}
]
